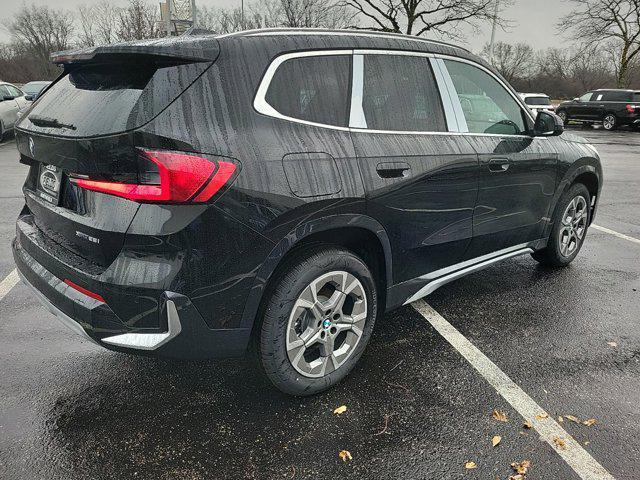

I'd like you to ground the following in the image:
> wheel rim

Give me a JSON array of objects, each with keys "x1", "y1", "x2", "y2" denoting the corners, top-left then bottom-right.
[
  {"x1": 558, "y1": 195, "x2": 588, "y2": 257},
  {"x1": 285, "y1": 271, "x2": 367, "y2": 378},
  {"x1": 603, "y1": 115, "x2": 615, "y2": 130},
  {"x1": 559, "y1": 112, "x2": 567, "y2": 123}
]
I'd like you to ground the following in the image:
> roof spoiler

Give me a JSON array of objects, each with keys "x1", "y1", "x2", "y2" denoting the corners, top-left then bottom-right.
[{"x1": 51, "y1": 35, "x2": 219, "y2": 65}]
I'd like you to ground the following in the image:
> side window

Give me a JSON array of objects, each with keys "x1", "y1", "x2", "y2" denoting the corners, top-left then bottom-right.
[
  {"x1": 361, "y1": 55, "x2": 446, "y2": 132},
  {"x1": 444, "y1": 60, "x2": 527, "y2": 135},
  {"x1": 6, "y1": 85, "x2": 23, "y2": 97},
  {"x1": 265, "y1": 55, "x2": 351, "y2": 127},
  {"x1": 602, "y1": 91, "x2": 630, "y2": 101},
  {"x1": 580, "y1": 92, "x2": 595, "y2": 101}
]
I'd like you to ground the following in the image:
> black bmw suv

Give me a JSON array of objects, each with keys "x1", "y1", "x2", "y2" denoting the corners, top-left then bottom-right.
[
  {"x1": 556, "y1": 89, "x2": 640, "y2": 131},
  {"x1": 13, "y1": 29, "x2": 602, "y2": 395}
]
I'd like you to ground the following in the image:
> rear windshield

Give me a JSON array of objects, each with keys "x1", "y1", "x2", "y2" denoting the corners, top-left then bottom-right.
[
  {"x1": 22, "y1": 60, "x2": 210, "y2": 137},
  {"x1": 524, "y1": 96, "x2": 551, "y2": 106}
]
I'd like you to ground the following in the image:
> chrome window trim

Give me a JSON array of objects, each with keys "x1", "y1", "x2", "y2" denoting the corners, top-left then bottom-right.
[
  {"x1": 349, "y1": 54, "x2": 367, "y2": 129},
  {"x1": 253, "y1": 48, "x2": 541, "y2": 138},
  {"x1": 253, "y1": 49, "x2": 353, "y2": 132},
  {"x1": 430, "y1": 57, "x2": 467, "y2": 133}
]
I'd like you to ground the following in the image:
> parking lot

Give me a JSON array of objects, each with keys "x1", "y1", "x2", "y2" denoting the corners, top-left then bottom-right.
[{"x1": 0, "y1": 127, "x2": 639, "y2": 480}]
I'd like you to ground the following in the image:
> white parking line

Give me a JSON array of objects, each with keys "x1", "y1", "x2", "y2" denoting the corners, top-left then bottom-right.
[
  {"x1": 591, "y1": 224, "x2": 640, "y2": 245},
  {"x1": 412, "y1": 300, "x2": 615, "y2": 480},
  {"x1": 0, "y1": 268, "x2": 20, "y2": 302}
]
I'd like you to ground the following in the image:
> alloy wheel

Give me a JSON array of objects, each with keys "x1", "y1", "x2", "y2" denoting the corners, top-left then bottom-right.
[
  {"x1": 558, "y1": 112, "x2": 568, "y2": 124},
  {"x1": 603, "y1": 114, "x2": 616, "y2": 130},
  {"x1": 558, "y1": 195, "x2": 588, "y2": 257},
  {"x1": 285, "y1": 271, "x2": 367, "y2": 378}
]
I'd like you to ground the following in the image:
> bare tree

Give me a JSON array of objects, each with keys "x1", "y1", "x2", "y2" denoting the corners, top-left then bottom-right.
[
  {"x1": 3, "y1": 5, "x2": 74, "y2": 77},
  {"x1": 276, "y1": 0, "x2": 356, "y2": 28},
  {"x1": 117, "y1": 0, "x2": 161, "y2": 41},
  {"x1": 559, "y1": 0, "x2": 640, "y2": 87},
  {"x1": 78, "y1": 1, "x2": 120, "y2": 46},
  {"x1": 340, "y1": 0, "x2": 510, "y2": 39},
  {"x1": 481, "y1": 41, "x2": 534, "y2": 83}
]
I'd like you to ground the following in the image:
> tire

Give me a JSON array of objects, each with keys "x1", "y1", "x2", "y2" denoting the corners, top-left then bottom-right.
[
  {"x1": 532, "y1": 183, "x2": 591, "y2": 267},
  {"x1": 557, "y1": 111, "x2": 568, "y2": 124},
  {"x1": 603, "y1": 113, "x2": 617, "y2": 131},
  {"x1": 0, "y1": 121, "x2": 4, "y2": 142},
  {"x1": 256, "y1": 246, "x2": 377, "y2": 396}
]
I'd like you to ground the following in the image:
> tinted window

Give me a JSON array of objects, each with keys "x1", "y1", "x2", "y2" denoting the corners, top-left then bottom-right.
[
  {"x1": 524, "y1": 96, "x2": 551, "y2": 106},
  {"x1": 0, "y1": 85, "x2": 11, "y2": 98},
  {"x1": 634, "y1": 92, "x2": 640, "y2": 102},
  {"x1": 445, "y1": 60, "x2": 526, "y2": 135},
  {"x1": 579, "y1": 92, "x2": 593, "y2": 101},
  {"x1": 601, "y1": 91, "x2": 632, "y2": 101},
  {"x1": 265, "y1": 55, "x2": 351, "y2": 127},
  {"x1": 24, "y1": 61, "x2": 209, "y2": 137},
  {"x1": 361, "y1": 55, "x2": 446, "y2": 132}
]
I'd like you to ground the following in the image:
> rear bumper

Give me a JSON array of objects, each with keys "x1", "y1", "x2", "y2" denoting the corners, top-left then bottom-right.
[{"x1": 13, "y1": 236, "x2": 251, "y2": 359}]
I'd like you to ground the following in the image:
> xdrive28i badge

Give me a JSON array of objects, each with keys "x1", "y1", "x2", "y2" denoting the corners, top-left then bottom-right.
[{"x1": 36, "y1": 164, "x2": 62, "y2": 206}]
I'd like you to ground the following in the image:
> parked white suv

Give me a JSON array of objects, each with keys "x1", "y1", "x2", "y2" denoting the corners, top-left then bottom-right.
[
  {"x1": 0, "y1": 82, "x2": 29, "y2": 141},
  {"x1": 519, "y1": 93, "x2": 555, "y2": 115}
]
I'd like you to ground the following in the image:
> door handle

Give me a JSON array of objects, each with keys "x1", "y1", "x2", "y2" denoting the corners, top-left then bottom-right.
[
  {"x1": 488, "y1": 158, "x2": 510, "y2": 172},
  {"x1": 376, "y1": 162, "x2": 411, "y2": 178}
]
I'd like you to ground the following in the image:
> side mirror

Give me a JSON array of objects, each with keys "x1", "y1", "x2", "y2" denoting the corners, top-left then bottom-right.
[
  {"x1": 24, "y1": 94, "x2": 34, "y2": 101},
  {"x1": 534, "y1": 111, "x2": 564, "y2": 137},
  {"x1": 573, "y1": 97, "x2": 580, "y2": 102}
]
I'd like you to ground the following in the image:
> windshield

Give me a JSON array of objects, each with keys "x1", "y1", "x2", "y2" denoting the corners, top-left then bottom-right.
[
  {"x1": 525, "y1": 96, "x2": 551, "y2": 106},
  {"x1": 23, "y1": 82, "x2": 49, "y2": 95}
]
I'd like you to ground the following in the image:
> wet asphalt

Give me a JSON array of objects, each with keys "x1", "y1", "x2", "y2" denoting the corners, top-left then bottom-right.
[{"x1": 0, "y1": 127, "x2": 639, "y2": 480}]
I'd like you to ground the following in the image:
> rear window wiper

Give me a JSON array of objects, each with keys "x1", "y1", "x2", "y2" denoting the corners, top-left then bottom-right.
[{"x1": 28, "y1": 114, "x2": 77, "y2": 131}]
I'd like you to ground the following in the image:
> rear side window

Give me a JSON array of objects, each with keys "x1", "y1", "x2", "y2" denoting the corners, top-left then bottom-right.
[
  {"x1": 601, "y1": 91, "x2": 632, "y2": 101},
  {"x1": 265, "y1": 55, "x2": 351, "y2": 127},
  {"x1": 445, "y1": 60, "x2": 526, "y2": 135},
  {"x1": 362, "y1": 55, "x2": 446, "y2": 132},
  {"x1": 634, "y1": 92, "x2": 640, "y2": 102},
  {"x1": 23, "y1": 60, "x2": 209, "y2": 137}
]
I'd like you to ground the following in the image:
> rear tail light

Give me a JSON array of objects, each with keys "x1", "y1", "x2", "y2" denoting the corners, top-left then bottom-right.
[
  {"x1": 626, "y1": 104, "x2": 636, "y2": 114},
  {"x1": 70, "y1": 149, "x2": 237, "y2": 203},
  {"x1": 64, "y1": 279, "x2": 105, "y2": 303}
]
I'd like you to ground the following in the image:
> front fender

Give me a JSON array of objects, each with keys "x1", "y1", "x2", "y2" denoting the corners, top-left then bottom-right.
[{"x1": 239, "y1": 213, "x2": 392, "y2": 330}]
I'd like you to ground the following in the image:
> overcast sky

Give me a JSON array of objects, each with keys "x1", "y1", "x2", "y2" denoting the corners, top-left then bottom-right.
[{"x1": 1, "y1": 0, "x2": 574, "y2": 53}]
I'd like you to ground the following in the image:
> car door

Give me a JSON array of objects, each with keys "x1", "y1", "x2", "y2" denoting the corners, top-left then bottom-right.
[
  {"x1": 570, "y1": 91, "x2": 595, "y2": 120},
  {"x1": 350, "y1": 52, "x2": 478, "y2": 283},
  {"x1": 0, "y1": 85, "x2": 20, "y2": 129},
  {"x1": 441, "y1": 59, "x2": 558, "y2": 258}
]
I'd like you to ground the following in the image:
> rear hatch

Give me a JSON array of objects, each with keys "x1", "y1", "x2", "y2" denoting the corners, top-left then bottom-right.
[{"x1": 16, "y1": 37, "x2": 218, "y2": 269}]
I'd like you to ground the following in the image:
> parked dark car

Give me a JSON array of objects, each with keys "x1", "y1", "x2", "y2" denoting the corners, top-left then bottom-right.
[
  {"x1": 556, "y1": 89, "x2": 640, "y2": 131},
  {"x1": 13, "y1": 29, "x2": 602, "y2": 395}
]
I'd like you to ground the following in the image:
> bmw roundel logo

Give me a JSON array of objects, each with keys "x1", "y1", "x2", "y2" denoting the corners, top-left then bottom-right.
[{"x1": 28, "y1": 137, "x2": 35, "y2": 157}]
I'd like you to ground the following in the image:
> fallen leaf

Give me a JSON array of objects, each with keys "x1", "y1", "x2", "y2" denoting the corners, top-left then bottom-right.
[
  {"x1": 523, "y1": 420, "x2": 532, "y2": 429},
  {"x1": 553, "y1": 437, "x2": 567, "y2": 450},
  {"x1": 565, "y1": 415, "x2": 580, "y2": 423},
  {"x1": 583, "y1": 418, "x2": 597, "y2": 427},
  {"x1": 535, "y1": 412, "x2": 548, "y2": 420},
  {"x1": 338, "y1": 450, "x2": 352, "y2": 462},
  {"x1": 509, "y1": 475, "x2": 525, "y2": 480},
  {"x1": 607, "y1": 341, "x2": 617, "y2": 347},
  {"x1": 464, "y1": 461, "x2": 477, "y2": 470},
  {"x1": 511, "y1": 460, "x2": 531, "y2": 475},
  {"x1": 492, "y1": 409, "x2": 508, "y2": 422},
  {"x1": 491, "y1": 435, "x2": 501, "y2": 447},
  {"x1": 333, "y1": 405, "x2": 347, "y2": 415},
  {"x1": 585, "y1": 441, "x2": 591, "y2": 446},
  {"x1": 558, "y1": 416, "x2": 564, "y2": 422}
]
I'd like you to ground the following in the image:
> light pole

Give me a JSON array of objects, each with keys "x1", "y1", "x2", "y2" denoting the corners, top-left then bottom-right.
[{"x1": 488, "y1": 0, "x2": 499, "y2": 64}]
